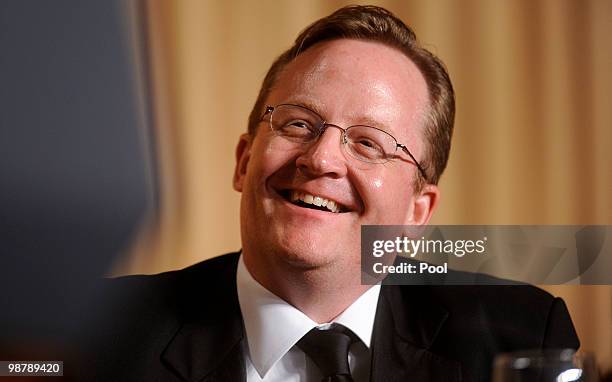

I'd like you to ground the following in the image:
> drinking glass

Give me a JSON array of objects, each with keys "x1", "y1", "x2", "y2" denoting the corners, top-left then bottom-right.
[{"x1": 493, "y1": 349, "x2": 597, "y2": 382}]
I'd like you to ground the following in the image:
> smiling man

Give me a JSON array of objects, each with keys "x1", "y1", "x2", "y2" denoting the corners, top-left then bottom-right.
[
  {"x1": 234, "y1": 36, "x2": 437, "y2": 323},
  {"x1": 84, "y1": 5, "x2": 580, "y2": 382}
]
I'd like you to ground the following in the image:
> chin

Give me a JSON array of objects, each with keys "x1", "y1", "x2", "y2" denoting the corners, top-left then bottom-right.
[
  {"x1": 271, "y1": 231, "x2": 357, "y2": 271},
  {"x1": 272, "y1": 237, "x2": 330, "y2": 268}
]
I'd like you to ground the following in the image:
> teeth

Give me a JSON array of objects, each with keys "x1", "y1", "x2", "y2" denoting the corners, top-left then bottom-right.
[
  {"x1": 290, "y1": 191, "x2": 343, "y2": 213},
  {"x1": 328, "y1": 201, "x2": 336, "y2": 212}
]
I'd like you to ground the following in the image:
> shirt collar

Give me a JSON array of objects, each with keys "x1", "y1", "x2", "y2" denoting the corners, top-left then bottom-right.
[{"x1": 236, "y1": 255, "x2": 381, "y2": 378}]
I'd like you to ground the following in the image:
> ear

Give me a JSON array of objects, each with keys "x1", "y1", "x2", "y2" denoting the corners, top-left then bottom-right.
[
  {"x1": 233, "y1": 133, "x2": 252, "y2": 192},
  {"x1": 405, "y1": 184, "x2": 440, "y2": 226}
]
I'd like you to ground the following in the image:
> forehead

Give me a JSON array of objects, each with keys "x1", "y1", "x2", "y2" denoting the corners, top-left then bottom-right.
[{"x1": 268, "y1": 39, "x2": 429, "y2": 138}]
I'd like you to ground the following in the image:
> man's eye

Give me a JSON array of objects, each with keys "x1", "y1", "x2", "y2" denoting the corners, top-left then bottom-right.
[
  {"x1": 278, "y1": 119, "x2": 316, "y2": 140},
  {"x1": 357, "y1": 139, "x2": 375, "y2": 148},
  {"x1": 286, "y1": 120, "x2": 311, "y2": 129},
  {"x1": 355, "y1": 138, "x2": 382, "y2": 151},
  {"x1": 349, "y1": 136, "x2": 385, "y2": 159}
]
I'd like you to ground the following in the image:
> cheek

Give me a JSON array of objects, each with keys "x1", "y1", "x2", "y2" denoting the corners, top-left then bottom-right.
[
  {"x1": 359, "y1": 172, "x2": 415, "y2": 222},
  {"x1": 249, "y1": 139, "x2": 287, "y2": 177},
  {"x1": 246, "y1": 137, "x2": 302, "y2": 195},
  {"x1": 361, "y1": 172, "x2": 385, "y2": 192}
]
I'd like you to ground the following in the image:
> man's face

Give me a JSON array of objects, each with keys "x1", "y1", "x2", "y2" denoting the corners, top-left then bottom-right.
[{"x1": 234, "y1": 39, "x2": 437, "y2": 275}]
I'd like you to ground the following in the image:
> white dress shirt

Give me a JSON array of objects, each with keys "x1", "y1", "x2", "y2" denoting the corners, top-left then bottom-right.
[{"x1": 236, "y1": 255, "x2": 381, "y2": 382}]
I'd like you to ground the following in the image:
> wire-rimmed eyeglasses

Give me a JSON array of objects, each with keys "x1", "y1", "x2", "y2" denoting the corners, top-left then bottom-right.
[{"x1": 263, "y1": 104, "x2": 428, "y2": 181}]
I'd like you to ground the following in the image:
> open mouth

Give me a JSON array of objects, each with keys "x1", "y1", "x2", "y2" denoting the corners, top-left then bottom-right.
[{"x1": 279, "y1": 190, "x2": 347, "y2": 213}]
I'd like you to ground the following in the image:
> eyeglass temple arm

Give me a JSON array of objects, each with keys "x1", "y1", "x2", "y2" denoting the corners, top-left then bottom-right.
[{"x1": 398, "y1": 144, "x2": 428, "y2": 182}]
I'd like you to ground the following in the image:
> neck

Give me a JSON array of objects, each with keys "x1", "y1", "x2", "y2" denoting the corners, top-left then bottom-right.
[{"x1": 243, "y1": 251, "x2": 371, "y2": 323}]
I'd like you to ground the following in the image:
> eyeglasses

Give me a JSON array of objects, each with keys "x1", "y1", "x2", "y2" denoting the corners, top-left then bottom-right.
[{"x1": 263, "y1": 104, "x2": 428, "y2": 181}]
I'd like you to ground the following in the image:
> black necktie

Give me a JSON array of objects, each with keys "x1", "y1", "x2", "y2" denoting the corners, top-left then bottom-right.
[{"x1": 297, "y1": 325, "x2": 355, "y2": 382}]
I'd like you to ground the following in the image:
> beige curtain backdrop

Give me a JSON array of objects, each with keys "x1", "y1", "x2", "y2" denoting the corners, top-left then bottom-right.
[{"x1": 117, "y1": 0, "x2": 612, "y2": 369}]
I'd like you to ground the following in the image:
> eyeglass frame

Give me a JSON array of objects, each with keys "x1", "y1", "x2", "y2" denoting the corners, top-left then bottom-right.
[{"x1": 262, "y1": 103, "x2": 428, "y2": 181}]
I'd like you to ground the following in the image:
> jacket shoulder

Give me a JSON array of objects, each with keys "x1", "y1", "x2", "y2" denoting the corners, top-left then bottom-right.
[
  {"x1": 109, "y1": 251, "x2": 240, "y2": 288},
  {"x1": 72, "y1": 252, "x2": 242, "y2": 380},
  {"x1": 423, "y1": 284, "x2": 580, "y2": 351},
  {"x1": 104, "y1": 251, "x2": 240, "y2": 315}
]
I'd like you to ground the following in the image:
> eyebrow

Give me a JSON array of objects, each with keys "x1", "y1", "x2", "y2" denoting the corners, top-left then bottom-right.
[
  {"x1": 283, "y1": 98, "x2": 325, "y2": 117},
  {"x1": 282, "y1": 98, "x2": 393, "y2": 132},
  {"x1": 348, "y1": 113, "x2": 393, "y2": 132}
]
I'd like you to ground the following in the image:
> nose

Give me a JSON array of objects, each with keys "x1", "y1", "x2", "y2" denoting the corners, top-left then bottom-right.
[{"x1": 295, "y1": 125, "x2": 348, "y2": 178}]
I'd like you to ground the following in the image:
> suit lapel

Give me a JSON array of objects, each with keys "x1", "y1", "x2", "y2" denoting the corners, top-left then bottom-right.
[
  {"x1": 370, "y1": 285, "x2": 462, "y2": 382},
  {"x1": 161, "y1": 253, "x2": 246, "y2": 382}
]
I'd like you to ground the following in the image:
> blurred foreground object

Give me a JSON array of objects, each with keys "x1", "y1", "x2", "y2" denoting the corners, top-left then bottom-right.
[{"x1": 0, "y1": 0, "x2": 156, "y2": 359}]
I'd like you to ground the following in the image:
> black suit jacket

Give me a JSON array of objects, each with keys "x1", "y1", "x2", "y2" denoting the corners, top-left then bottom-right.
[{"x1": 77, "y1": 252, "x2": 579, "y2": 382}]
